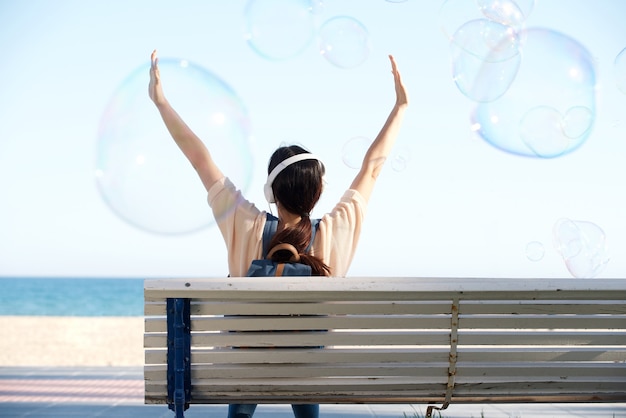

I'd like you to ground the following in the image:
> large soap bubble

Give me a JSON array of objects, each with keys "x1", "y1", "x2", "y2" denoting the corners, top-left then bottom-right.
[
  {"x1": 471, "y1": 28, "x2": 596, "y2": 158},
  {"x1": 553, "y1": 218, "x2": 610, "y2": 278},
  {"x1": 244, "y1": 0, "x2": 316, "y2": 61},
  {"x1": 318, "y1": 16, "x2": 369, "y2": 69},
  {"x1": 342, "y1": 136, "x2": 371, "y2": 169},
  {"x1": 615, "y1": 47, "x2": 626, "y2": 94},
  {"x1": 96, "y1": 57, "x2": 253, "y2": 235}
]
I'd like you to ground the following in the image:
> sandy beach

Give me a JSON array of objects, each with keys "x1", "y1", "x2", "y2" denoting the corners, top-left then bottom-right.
[{"x1": 0, "y1": 316, "x2": 144, "y2": 367}]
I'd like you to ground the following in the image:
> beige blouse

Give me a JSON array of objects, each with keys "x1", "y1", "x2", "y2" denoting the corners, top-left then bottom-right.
[{"x1": 207, "y1": 177, "x2": 367, "y2": 277}]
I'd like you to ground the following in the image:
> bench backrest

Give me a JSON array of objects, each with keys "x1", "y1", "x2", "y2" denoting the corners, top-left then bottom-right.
[{"x1": 144, "y1": 277, "x2": 626, "y2": 406}]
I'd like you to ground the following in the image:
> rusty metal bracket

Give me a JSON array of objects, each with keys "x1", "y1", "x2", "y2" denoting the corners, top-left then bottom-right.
[{"x1": 427, "y1": 297, "x2": 459, "y2": 418}]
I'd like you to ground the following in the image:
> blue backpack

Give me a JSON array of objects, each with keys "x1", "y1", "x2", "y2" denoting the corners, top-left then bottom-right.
[
  {"x1": 246, "y1": 213, "x2": 320, "y2": 277},
  {"x1": 241, "y1": 213, "x2": 325, "y2": 350}
]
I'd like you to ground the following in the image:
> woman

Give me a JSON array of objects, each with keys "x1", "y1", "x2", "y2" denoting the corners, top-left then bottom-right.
[{"x1": 149, "y1": 49, "x2": 408, "y2": 418}]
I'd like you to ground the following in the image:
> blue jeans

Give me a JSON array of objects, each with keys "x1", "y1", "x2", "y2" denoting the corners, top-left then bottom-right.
[{"x1": 228, "y1": 403, "x2": 319, "y2": 418}]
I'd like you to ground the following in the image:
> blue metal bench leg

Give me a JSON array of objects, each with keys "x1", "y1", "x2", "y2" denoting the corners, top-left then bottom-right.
[{"x1": 167, "y1": 298, "x2": 191, "y2": 418}]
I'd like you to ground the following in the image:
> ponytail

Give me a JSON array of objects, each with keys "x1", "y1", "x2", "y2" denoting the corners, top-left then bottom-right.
[{"x1": 268, "y1": 217, "x2": 331, "y2": 276}]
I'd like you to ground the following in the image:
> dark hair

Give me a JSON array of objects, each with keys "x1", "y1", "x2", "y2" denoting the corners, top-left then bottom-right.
[{"x1": 267, "y1": 145, "x2": 330, "y2": 276}]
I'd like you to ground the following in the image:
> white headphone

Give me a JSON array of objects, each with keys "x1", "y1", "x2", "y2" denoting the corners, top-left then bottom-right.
[{"x1": 264, "y1": 153, "x2": 321, "y2": 203}]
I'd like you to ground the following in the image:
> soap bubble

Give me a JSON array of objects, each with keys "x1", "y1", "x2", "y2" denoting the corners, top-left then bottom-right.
[
  {"x1": 342, "y1": 136, "x2": 371, "y2": 169},
  {"x1": 517, "y1": 104, "x2": 595, "y2": 158},
  {"x1": 561, "y1": 106, "x2": 594, "y2": 139},
  {"x1": 244, "y1": 0, "x2": 316, "y2": 61},
  {"x1": 96, "y1": 57, "x2": 253, "y2": 235},
  {"x1": 452, "y1": 19, "x2": 520, "y2": 63},
  {"x1": 439, "y1": 0, "x2": 486, "y2": 41},
  {"x1": 309, "y1": 0, "x2": 325, "y2": 14},
  {"x1": 471, "y1": 28, "x2": 596, "y2": 158},
  {"x1": 525, "y1": 241, "x2": 544, "y2": 262},
  {"x1": 553, "y1": 218, "x2": 610, "y2": 278},
  {"x1": 439, "y1": 0, "x2": 534, "y2": 41},
  {"x1": 615, "y1": 47, "x2": 626, "y2": 94},
  {"x1": 477, "y1": 0, "x2": 535, "y2": 29},
  {"x1": 519, "y1": 106, "x2": 570, "y2": 158},
  {"x1": 390, "y1": 144, "x2": 411, "y2": 172},
  {"x1": 450, "y1": 18, "x2": 521, "y2": 102},
  {"x1": 319, "y1": 16, "x2": 369, "y2": 69}
]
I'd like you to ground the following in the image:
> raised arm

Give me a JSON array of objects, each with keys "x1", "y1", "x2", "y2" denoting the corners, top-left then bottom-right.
[
  {"x1": 350, "y1": 55, "x2": 408, "y2": 202},
  {"x1": 149, "y1": 50, "x2": 223, "y2": 192}
]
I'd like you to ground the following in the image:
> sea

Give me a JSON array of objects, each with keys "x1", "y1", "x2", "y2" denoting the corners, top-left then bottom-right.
[{"x1": 0, "y1": 277, "x2": 144, "y2": 316}]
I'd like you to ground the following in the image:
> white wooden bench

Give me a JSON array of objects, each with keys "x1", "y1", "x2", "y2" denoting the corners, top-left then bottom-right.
[{"x1": 143, "y1": 277, "x2": 626, "y2": 417}]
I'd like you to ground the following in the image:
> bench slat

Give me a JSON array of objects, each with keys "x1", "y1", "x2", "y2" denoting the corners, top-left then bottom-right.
[
  {"x1": 145, "y1": 347, "x2": 453, "y2": 365},
  {"x1": 144, "y1": 361, "x2": 625, "y2": 381},
  {"x1": 147, "y1": 315, "x2": 454, "y2": 332},
  {"x1": 145, "y1": 314, "x2": 623, "y2": 334},
  {"x1": 145, "y1": 363, "x2": 450, "y2": 380},
  {"x1": 144, "y1": 329, "x2": 626, "y2": 349},
  {"x1": 144, "y1": 277, "x2": 626, "y2": 301},
  {"x1": 457, "y1": 330, "x2": 626, "y2": 345},
  {"x1": 459, "y1": 315, "x2": 625, "y2": 329},
  {"x1": 145, "y1": 346, "x2": 625, "y2": 366},
  {"x1": 187, "y1": 378, "x2": 626, "y2": 391},
  {"x1": 145, "y1": 299, "x2": 626, "y2": 316},
  {"x1": 146, "y1": 379, "x2": 626, "y2": 402},
  {"x1": 145, "y1": 301, "x2": 457, "y2": 316},
  {"x1": 145, "y1": 330, "x2": 452, "y2": 348},
  {"x1": 201, "y1": 315, "x2": 452, "y2": 331},
  {"x1": 460, "y1": 300, "x2": 626, "y2": 315},
  {"x1": 145, "y1": 381, "x2": 626, "y2": 398}
]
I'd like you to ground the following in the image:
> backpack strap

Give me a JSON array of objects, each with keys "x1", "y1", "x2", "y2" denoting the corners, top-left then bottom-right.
[
  {"x1": 262, "y1": 213, "x2": 279, "y2": 258},
  {"x1": 306, "y1": 219, "x2": 321, "y2": 253},
  {"x1": 267, "y1": 243, "x2": 300, "y2": 262},
  {"x1": 261, "y1": 213, "x2": 320, "y2": 258}
]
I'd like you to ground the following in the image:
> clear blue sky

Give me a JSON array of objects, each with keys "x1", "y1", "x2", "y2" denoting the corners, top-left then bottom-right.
[{"x1": 1, "y1": 0, "x2": 625, "y2": 279}]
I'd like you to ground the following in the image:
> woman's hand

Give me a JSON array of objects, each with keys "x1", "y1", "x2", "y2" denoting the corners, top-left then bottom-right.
[
  {"x1": 389, "y1": 54, "x2": 408, "y2": 108},
  {"x1": 149, "y1": 49, "x2": 166, "y2": 106}
]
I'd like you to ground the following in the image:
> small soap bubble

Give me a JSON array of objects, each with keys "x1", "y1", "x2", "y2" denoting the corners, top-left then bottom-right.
[
  {"x1": 342, "y1": 136, "x2": 371, "y2": 169},
  {"x1": 562, "y1": 106, "x2": 594, "y2": 139},
  {"x1": 553, "y1": 218, "x2": 610, "y2": 278},
  {"x1": 525, "y1": 241, "x2": 545, "y2": 262},
  {"x1": 96, "y1": 57, "x2": 253, "y2": 235},
  {"x1": 614, "y1": 47, "x2": 626, "y2": 94},
  {"x1": 519, "y1": 106, "x2": 570, "y2": 158},
  {"x1": 439, "y1": 0, "x2": 484, "y2": 41},
  {"x1": 244, "y1": 0, "x2": 316, "y2": 61},
  {"x1": 440, "y1": 0, "x2": 534, "y2": 41},
  {"x1": 553, "y1": 218, "x2": 583, "y2": 259},
  {"x1": 319, "y1": 16, "x2": 369, "y2": 69},
  {"x1": 471, "y1": 28, "x2": 596, "y2": 158},
  {"x1": 391, "y1": 145, "x2": 411, "y2": 172}
]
